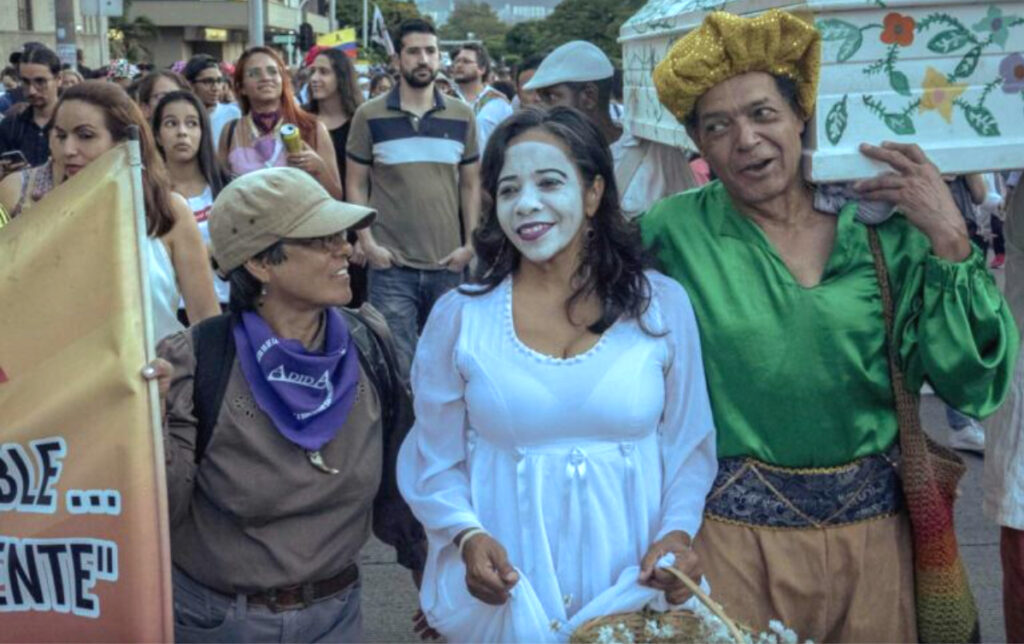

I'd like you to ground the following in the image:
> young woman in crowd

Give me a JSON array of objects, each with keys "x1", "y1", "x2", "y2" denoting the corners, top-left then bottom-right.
[
  {"x1": 305, "y1": 48, "x2": 362, "y2": 197},
  {"x1": 143, "y1": 167, "x2": 425, "y2": 643},
  {"x1": 641, "y1": 10, "x2": 1018, "y2": 641},
  {"x1": 368, "y1": 72, "x2": 393, "y2": 98},
  {"x1": 59, "y1": 68, "x2": 84, "y2": 90},
  {"x1": 219, "y1": 47, "x2": 342, "y2": 198},
  {"x1": 153, "y1": 89, "x2": 230, "y2": 306},
  {"x1": 136, "y1": 69, "x2": 190, "y2": 119},
  {"x1": 305, "y1": 47, "x2": 367, "y2": 305},
  {"x1": 397, "y1": 107, "x2": 717, "y2": 641},
  {"x1": 0, "y1": 81, "x2": 219, "y2": 340}
]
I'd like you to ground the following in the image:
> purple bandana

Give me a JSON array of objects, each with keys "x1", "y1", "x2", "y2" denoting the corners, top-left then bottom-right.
[
  {"x1": 251, "y1": 110, "x2": 281, "y2": 134},
  {"x1": 233, "y1": 310, "x2": 360, "y2": 450}
]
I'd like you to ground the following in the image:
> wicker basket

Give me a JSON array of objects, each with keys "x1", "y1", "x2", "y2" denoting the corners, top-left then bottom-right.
[{"x1": 570, "y1": 568, "x2": 748, "y2": 644}]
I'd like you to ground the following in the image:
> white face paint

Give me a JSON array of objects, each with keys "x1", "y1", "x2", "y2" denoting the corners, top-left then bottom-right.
[{"x1": 496, "y1": 139, "x2": 585, "y2": 265}]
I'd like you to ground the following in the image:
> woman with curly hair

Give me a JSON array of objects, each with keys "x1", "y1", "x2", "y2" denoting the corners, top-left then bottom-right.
[{"x1": 397, "y1": 107, "x2": 717, "y2": 641}]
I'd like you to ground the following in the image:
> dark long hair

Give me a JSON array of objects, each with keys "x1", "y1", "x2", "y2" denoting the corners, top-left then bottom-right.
[
  {"x1": 234, "y1": 47, "x2": 319, "y2": 145},
  {"x1": 152, "y1": 90, "x2": 228, "y2": 198},
  {"x1": 55, "y1": 81, "x2": 176, "y2": 237},
  {"x1": 469, "y1": 106, "x2": 654, "y2": 335},
  {"x1": 305, "y1": 48, "x2": 363, "y2": 118}
]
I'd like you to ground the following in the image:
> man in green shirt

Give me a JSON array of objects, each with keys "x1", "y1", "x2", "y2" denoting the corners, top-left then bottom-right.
[{"x1": 641, "y1": 9, "x2": 1018, "y2": 643}]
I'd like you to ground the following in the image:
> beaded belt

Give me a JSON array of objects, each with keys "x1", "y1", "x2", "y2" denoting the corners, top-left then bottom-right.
[{"x1": 704, "y1": 447, "x2": 902, "y2": 529}]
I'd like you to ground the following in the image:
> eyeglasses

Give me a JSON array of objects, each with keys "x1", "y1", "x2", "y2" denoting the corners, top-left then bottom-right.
[
  {"x1": 193, "y1": 77, "x2": 224, "y2": 86},
  {"x1": 20, "y1": 76, "x2": 54, "y2": 89},
  {"x1": 245, "y1": 65, "x2": 281, "y2": 80},
  {"x1": 283, "y1": 232, "x2": 349, "y2": 253}
]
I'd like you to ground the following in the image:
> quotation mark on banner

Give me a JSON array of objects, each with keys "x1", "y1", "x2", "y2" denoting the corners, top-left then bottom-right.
[
  {"x1": 65, "y1": 490, "x2": 121, "y2": 515},
  {"x1": 93, "y1": 541, "x2": 117, "y2": 576}
]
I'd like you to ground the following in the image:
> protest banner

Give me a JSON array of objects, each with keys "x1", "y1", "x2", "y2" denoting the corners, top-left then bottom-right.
[{"x1": 0, "y1": 141, "x2": 173, "y2": 641}]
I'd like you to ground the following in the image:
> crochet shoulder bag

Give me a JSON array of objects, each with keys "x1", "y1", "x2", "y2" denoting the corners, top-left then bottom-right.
[{"x1": 867, "y1": 227, "x2": 980, "y2": 643}]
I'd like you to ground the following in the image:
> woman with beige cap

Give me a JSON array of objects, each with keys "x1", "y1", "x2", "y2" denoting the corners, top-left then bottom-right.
[
  {"x1": 641, "y1": 9, "x2": 1017, "y2": 642},
  {"x1": 143, "y1": 167, "x2": 426, "y2": 643}
]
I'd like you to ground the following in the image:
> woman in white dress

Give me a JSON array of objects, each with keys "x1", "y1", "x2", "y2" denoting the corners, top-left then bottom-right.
[{"x1": 398, "y1": 107, "x2": 717, "y2": 642}]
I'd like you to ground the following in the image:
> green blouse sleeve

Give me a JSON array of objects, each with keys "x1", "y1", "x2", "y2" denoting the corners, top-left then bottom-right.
[{"x1": 890, "y1": 226, "x2": 1019, "y2": 418}]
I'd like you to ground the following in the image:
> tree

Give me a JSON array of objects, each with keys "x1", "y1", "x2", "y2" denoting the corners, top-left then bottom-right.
[
  {"x1": 503, "y1": 0, "x2": 647, "y2": 64},
  {"x1": 504, "y1": 20, "x2": 544, "y2": 61},
  {"x1": 113, "y1": 0, "x2": 159, "y2": 62},
  {"x1": 439, "y1": 2, "x2": 509, "y2": 60}
]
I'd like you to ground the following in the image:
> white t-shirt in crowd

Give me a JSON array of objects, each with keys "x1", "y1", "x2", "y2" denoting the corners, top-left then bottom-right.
[
  {"x1": 609, "y1": 132, "x2": 698, "y2": 220},
  {"x1": 210, "y1": 103, "x2": 242, "y2": 148},
  {"x1": 187, "y1": 185, "x2": 230, "y2": 304}
]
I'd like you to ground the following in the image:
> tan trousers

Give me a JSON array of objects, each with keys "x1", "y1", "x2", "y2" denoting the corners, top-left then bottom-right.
[{"x1": 693, "y1": 513, "x2": 917, "y2": 643}]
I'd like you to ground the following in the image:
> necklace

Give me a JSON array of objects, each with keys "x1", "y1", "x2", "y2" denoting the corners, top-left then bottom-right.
[{"x1": 306, "y1": 449, "x2": 340, "y2": 475}]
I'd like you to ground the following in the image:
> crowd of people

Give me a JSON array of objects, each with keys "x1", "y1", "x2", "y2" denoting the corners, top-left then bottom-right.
[{"x1": 2, "y1": 9, "x2": 1023, "y2": 644}]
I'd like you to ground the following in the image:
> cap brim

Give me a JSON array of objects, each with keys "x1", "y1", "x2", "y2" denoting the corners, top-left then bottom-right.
[
  {"x1": 523, "y1": 70, "x2": 612, "y2": 91},
  {"x1": 522, "y1": 73, "x2": 553, "y2": 91},
  {"x1": 288, "y1": 200, "x2": 376, "y2": 238}
]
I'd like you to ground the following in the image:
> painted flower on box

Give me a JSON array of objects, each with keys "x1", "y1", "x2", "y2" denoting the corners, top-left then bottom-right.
[
  {"x1": 972, "y1": 6, "x2": 1018, "y2": 49},
  {"x1": 1001, "y1": 53, "x2": 1024, "y2": 93},
  {"x1": 881, "y1": 12, "x2": 915, "y2": 47},
  {"x1": 919, "y1": 67, "x2": 967, "y2": 123}
]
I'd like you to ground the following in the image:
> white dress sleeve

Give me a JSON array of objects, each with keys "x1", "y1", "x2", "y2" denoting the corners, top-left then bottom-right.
[
  {"x1": 397, "y1": 289, "x2": 483, "y2": 544},
  {"x1": 649, "y1": 272, "x2": 718, "y2": 541}
]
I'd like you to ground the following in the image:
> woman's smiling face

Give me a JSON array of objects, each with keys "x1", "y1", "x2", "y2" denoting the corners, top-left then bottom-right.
[{"x1": 495, "y1": 128, "x2": 596, "y2": 266}]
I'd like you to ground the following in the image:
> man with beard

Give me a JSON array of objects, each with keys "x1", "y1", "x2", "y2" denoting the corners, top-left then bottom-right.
[
  {"x1": 451, "y1": 43, "x2": 512, "y2": 149},
  {"x1": 182, "y1": 54, "x2": 241, "y2": 147},
  {"x1": 346, "y1": 18, "x2": 481, "y2": 378},
  {"x1": 525, "y1": 40, "x2": 697, "y2": 220},
  {"x1": 0, "y1": 44, "x2": 60, "y2": 172}
]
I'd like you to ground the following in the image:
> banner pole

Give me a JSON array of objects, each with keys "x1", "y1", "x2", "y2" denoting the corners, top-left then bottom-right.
[{"x1": 126, "y1": 127, "x2": 175, "y2": 642}]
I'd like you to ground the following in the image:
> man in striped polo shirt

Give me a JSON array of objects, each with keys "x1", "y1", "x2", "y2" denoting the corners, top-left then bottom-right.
[{"x1": 346, "y1": 18, "x2": 481, "y2": 376}]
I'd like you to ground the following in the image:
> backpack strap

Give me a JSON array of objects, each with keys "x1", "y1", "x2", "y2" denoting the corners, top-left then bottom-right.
[
  {"x1": 226, "y1": 118, "x2": 239, "y2": 151},
  {"x1": 190, "y1": 313, "x2": 236, "y2": 464},
  {"x1": 340, "y1": 307, "x2": 396, "y2": 430}
]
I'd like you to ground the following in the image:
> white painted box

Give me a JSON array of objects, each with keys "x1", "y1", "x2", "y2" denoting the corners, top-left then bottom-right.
[{"x1": 620, "y1": 0, "x2": 1024, "y2": 181}]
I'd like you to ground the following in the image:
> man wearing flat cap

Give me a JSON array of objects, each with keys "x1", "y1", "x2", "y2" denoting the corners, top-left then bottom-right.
[
  {"x1": 525, "y1": 40, "x2": 698, "y2": 220},
  {"x1": 640, "y1": 9, "x2": 1016, "y2": 643}
]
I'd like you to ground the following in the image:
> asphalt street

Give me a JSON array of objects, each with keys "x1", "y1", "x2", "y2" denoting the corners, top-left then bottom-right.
[{"x1": 360, "y1": 392, "x2": 1008, "y2": 643}]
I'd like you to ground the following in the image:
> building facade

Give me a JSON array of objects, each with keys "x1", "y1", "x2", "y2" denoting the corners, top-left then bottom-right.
[
  {"x1": 126, "y1": 0, "x2": 330, "y2": 67},
  {"x1": 1, "y1": 0, "x2": 110, "y2": 69}
]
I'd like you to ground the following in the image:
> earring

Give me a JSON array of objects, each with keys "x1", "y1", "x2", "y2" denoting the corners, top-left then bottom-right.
[{"x1": 258, "y1": 282, "x2": 268, "y2": 307}]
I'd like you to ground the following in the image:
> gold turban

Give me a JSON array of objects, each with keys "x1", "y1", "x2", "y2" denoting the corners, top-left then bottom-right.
[{"x1": 653, "y1": 9, "x2": 822, "y2": 124}]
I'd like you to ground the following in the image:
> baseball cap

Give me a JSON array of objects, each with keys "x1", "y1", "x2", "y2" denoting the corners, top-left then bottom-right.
[
  {"x1": 523, "y1": 41, "x2": 614, "y2": 91},
  {"x1": 209, "y1": 167, "x2": 375, "y2": 276}
]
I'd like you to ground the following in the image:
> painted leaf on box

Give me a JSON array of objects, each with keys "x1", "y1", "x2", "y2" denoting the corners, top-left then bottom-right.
[
  {"x1": 962, "y1": 104, "x2": 1001, "y2": 136},
  {"x1": 889, "y1": 70, "x2": 910, "y2": 96},
  {"x1": 825, "y1": 96, "x2": 849, "y2": 145},
  {"x1": 953, "y1": 46, "x2": 983, "y2": 79},
  {"x1": 883, "y1": 113, "x2": 916, "y2": 135},
  {"x1": 927, "y1": 29, "x2": 972, "y2": 54}
]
